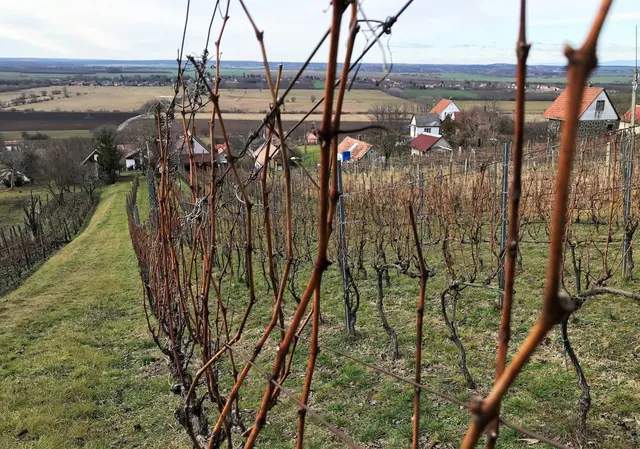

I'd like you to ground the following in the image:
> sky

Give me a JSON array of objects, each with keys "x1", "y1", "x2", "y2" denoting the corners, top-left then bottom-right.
[{"x1": 0, "y1": 0, "x2": 638, "y2": 65}]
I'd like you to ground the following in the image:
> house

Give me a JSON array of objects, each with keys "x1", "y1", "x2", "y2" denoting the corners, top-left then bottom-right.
[
  {"x1": 215, "y1": 144, "x2": 228, "y2": 165},
  {"x1": 542, "y1": 86, "x2": 619, "y2": 138},
  {"x1": 430, "y1": 99, "x2": 461, "y2": 121},
  {"x1": 174, "y1": 134, "x2": 225, "y2": 169},
  {"x1": 253, "y1": 139, "x2": 282, "y2": 170},
  {"x1": 619, "y1": 105, "x2": 640, "y2": 135},
  {"x1": 410, "y1": 113, "x2": 441, "y2": 138},
  {"x1": 337, "y1": 136, "x2": 377, "y2": 162},
  {"x1": 3, "y1": 140, "x2": 21, "y2": 151},
  {"x1": 306, "y1": 132, "x2": 318, "y2": 145},
  {"x1": 117, "y1": 144, "x2": 141, "y2": 170},
  {"x1": 410, "y1": 134, "x2": 453, "y2": 156}
]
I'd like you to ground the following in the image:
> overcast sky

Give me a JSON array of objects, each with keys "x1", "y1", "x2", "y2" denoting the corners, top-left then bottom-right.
[{"x1": 0, "y1": 0, "x2": 638, "y2": 65}]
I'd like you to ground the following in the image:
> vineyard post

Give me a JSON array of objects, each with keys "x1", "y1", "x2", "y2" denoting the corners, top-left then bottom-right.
[
  {"x1": 491, "y1": 160, "x2": 498, "y2": 268},
  {"x1": 337, "y1": 158, "x2": 352, "y2": 333},
  {"x1": 622, "y1": 65, "x2": 637, "y2": 279},
  {"x1": 606, "y1": 141, "x2": 611, "y2": 189},
  {"x1": 498, "y1": 142, "x2": 510, "y2": 300},
  {"x1": 419, "y1": 169, "x2": 425, "y2": 243}
]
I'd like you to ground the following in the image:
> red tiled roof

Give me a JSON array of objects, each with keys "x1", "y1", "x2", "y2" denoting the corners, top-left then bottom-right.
[
  {"x1": 542, "y1": 87, "x2": 604, "y2": 120},
  {"x1": 621, "y1": 105, "x2": 640, "y2": 123},
  {"x1": 215, "y1": 143, "x2": 226, "y2": 154},
  {"x1": 430, "y1": 99, "x2": 452, "y2": 114},
  {"x1": 337, "y1": 136, "x2": 371, "y2": 161},
  {"x1": 410, "y1": 134, "x2": 440, "y2": 152}
]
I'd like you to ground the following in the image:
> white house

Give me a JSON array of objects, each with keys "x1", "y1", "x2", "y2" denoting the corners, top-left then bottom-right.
[
  {"x1": 542, "y1": 87, "x2": 619, "y2": 137},
  {"x1": 410, "y1": 113, "x2": 441, "y2": 138},
  {"x1": 430, "y1": 99, "x2": 461, "y2": 121}
]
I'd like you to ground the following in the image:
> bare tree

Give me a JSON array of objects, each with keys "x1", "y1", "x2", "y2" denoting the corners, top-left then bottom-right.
[{"x1": 40, "y1": 138, "x2": 90, "y2": 203}]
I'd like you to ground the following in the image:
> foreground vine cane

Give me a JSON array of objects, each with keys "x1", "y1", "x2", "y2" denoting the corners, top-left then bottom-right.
[
  {"x1": 461, "y1": 1, "x2": 613, "y2": 447},
  {"x1": 409, "y1": 205, "x2": 434, "y2": 449},
  {"x1": 242, "y1": 2, "x2": 347, "y2": 447},
  {"x1": 485, "y1": 0, "x2": 530, "y2": 447}
]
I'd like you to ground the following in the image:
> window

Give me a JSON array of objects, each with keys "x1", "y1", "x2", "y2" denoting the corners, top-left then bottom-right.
[
  {"x1": 596, "y1": 100, "x2": 605, "y2": 112},
  {"x1": 425, "y1": 127, "x2": 431, "y2": 134}
]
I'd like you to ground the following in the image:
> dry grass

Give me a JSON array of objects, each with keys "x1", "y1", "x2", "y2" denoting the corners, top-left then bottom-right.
[{"x1": 1, "y1": 86, "x2": 411, "y2": 114}]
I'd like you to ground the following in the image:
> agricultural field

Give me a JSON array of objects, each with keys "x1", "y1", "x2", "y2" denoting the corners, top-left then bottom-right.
[
  {"x1": 0, "y1": 86, "x2": 410, "y2": 114},
  {"x1": 0, "y1": 130, "x2": 92, "y2": 140},
  {"x1": 401, "y1": 88, "x2": 479, "y2": 99},
  {"x1": 415, "y1": 73, "x2": 632, "y2": 84}
]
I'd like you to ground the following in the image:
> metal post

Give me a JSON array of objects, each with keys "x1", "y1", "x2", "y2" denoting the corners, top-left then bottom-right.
[
  {"x1": 498, "y1": 143, "x2": 510, "y2": 301},
  {"x1": 337, "y1": 160, "x2": 351, "y2": 333},
  {"x1": 419, "y1": 169, "x2": 425, "y2": 243},
  {"x1": 623, "y1": 50, "x2": 638, "y2": 279}
]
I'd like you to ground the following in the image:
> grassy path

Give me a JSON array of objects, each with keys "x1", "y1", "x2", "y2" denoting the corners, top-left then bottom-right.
[{"x1": 0, "y1": 177, "x2": 188, "y2": 448}]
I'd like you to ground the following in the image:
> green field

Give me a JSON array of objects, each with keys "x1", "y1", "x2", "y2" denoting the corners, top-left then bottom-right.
[
  {"x1": 0, "y1": 186, "x2": 51, "y2": 230},
  {"x1": 408, "y1": 73, "x2": 631, "y2": 84}
]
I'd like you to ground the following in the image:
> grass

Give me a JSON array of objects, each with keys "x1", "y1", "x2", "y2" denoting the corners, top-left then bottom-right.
[
  {"x1": 1, "y1": 86, "x2": 410, "y2": 114},
  {"x1": 0, "y1": 174, "x2": 189, "y2": 448},
  {"x1": 1, "y1": 170, "x2": 639, "y2": 448},
  {"x1": 0, "y1": 130, "x2": 92, "y2": 140},
  {"x1": 0, "y1": 185, "x2": 50, "y2": 229}
]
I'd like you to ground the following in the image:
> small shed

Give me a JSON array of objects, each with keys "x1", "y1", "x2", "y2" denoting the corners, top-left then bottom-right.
[{"x1": 410, "y1": 134, "x2": 452, "y2": 156}]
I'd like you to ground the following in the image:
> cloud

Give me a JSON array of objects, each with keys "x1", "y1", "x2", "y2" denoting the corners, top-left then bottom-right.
[{"x1": 533, "y1": 11, "x2": 640, "y2": 27}]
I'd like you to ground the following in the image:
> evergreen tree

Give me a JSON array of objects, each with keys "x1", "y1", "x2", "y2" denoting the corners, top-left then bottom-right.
[{"x1": 94, "y1": 127, "x2": 120, "y2": 184}]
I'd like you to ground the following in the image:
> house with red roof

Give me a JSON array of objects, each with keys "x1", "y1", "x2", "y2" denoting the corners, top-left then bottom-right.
[
  {"x1": 619, "y1": 105, "x2": 640, "y2": 134},
  {"x1": 410, "y1": 134, "x2": 452, "y2": 156},
  {"x1": 337, "y1": 136, "x2": 376, "y2": 162},
  {"x1": 542, "y1": 87, "x2": 619, "y2": 138},
  {"x1": 430, "y1": 99, "x2": 461, "y2": 121}
]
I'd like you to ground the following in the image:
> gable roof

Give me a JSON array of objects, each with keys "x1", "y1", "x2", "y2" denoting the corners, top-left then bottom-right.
[
  {"x1": 253, "y1": 139, "x2": 281, "y2": 168},
  {"x1": 430, "y1": 99, "x2": 453, "y2": 114},
  {"x1": 410, "y1": 134, "x2": 452, "y2": 153},
  {"x1": 174, "y1": 135, "x2": 210, "y2": 154},
  {"x1": 412, "y1": 113, "x2": 441, "y2": 127},
  {"x1": 117, "y1": 144, "x2": 139, "y2": 159},
  {"x1": 542, "y1": 87, "x2": 608, "y2": 121},
  {"x1": 621, "y1": 105, "x2": 640, "y2": 124},
  {"x1": 337, "y1": 136, "x2": 372, "y2": 161}
]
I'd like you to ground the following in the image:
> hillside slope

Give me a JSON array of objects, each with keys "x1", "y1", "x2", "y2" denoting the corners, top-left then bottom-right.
[{"x1": 0, "y1": 176, "x2": 188, "y2": 448}]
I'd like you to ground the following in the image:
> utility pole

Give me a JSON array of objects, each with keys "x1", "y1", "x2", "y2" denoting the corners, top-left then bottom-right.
[{"x1": 623, "y1": 27, "x2": 638, "y2": 280}]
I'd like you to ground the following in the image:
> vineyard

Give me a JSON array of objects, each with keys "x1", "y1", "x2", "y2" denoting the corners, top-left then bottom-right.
[
  {"x1": 125, "y1": 1, "x2": 639, "y2": 448},
  {"x1": 0, "y1": 190, "x2": 98, "y2": 292}
]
